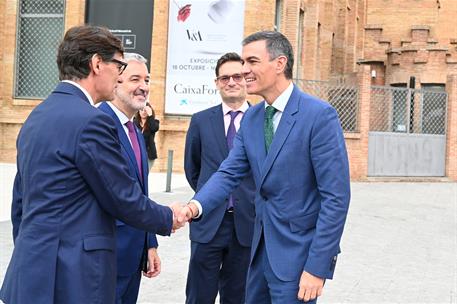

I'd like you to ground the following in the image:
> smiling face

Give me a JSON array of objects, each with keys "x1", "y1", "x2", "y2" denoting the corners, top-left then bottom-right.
[
  {"x1": 241, "y1": 40, "x2": 283, "y2": 103},
  {"x1": 215, "y1": 60, "x2": 247, "y2": 107},
  {"x1": 113, "y1": 60, "x2": 150, "y2": 118}
]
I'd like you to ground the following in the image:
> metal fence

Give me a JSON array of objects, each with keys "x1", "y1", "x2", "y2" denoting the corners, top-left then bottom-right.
[
  {"x1": 295, "y1": 79, "x2": 359, "y2": 132},
  {"x1": 370, "y1": 86, "x2": 447, "y2": 135},
  {"x1": 15, "y1": 0, "x2": 65, "y2": 99}
]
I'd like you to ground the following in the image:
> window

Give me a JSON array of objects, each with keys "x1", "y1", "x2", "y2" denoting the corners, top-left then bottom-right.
[
  {"x1": 295, "y1": 9, "x2": 305, "y2": 77},
  {"x1": 274, "y1": 0, "x2": 283, "y2": 32},
  {"x1": 15, "y1": 0, "x2": 65, "y2": 99},
  {"x1": 421, "y1": 84, "x2": 446, "y2": 135},
  {"x1": 328, "y1": 87, "x2": 359, "y2": 132},
  {"x1": 390, "y1": 83, "x2": 407, "y2": 132}
]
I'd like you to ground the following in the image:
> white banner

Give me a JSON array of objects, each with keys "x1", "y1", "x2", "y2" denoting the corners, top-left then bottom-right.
[{"x1": 165, "y1": 0, "x2": 245, "y2": 115}]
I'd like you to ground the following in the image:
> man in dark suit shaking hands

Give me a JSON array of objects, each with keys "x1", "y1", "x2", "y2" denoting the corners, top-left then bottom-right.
[
  {"x1": 0, "y1": 25, "x2": 184, "y2": 304},
  {"x1": 98, "y1": 52, "x2": 162, "y2": 304},
  {"x1": 180, "y1": 31, "x2": 351, "y2": 304},
  {"x1": 184, "y1": 52, "x2": 255, "y2": 304}
]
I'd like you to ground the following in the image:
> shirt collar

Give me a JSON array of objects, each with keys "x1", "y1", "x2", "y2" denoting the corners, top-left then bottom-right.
[
  {"x1": 107, "y1": 102, "x2": 131, "y2": 126},
  {"x1": 264, "y1": 82, "x2": 294, "y2": 112},
  {"x1": 61, "y1": 80, "x2": 95, "y2": 106},
  {"x1": 222, "y1": 100, "x2": 250, "y2": 115}
]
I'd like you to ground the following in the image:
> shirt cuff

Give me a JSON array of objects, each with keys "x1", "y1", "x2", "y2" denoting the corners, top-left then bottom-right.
[{"x1": 189, "y1": 199, "x2": 202, "y2": 219}]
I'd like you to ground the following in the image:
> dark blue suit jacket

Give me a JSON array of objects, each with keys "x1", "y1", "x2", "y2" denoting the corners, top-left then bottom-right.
[
  {"x1": 184, "y1": 104, "x2": 255, "y2": 246},
  {"x1": 0, "y1": 82, "x2": 173, "y2": 304},
  {"x1": 194, "y1": 85, "x2": 351, "y2": 282},
  {"x1": 98, "y1": 102, "x2": 157, "y2": 277}
]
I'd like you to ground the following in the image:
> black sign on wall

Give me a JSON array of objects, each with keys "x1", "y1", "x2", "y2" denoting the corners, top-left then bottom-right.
[{"x1": 85, "y1": 0, "x2": 154, "y2": 69}]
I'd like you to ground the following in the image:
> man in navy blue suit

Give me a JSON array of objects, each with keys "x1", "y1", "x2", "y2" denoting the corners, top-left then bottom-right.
[
  {"x1": 184, "y1": 52, "x2": 255, "y2": 304},
  {"x1": 99, "y1": 52, "x2": 161, "y2": 304},
  {"x1": 180, "y1": 31, "x2": 351, "y2": 303},
  {"x1": 0, "y1": 25, "x2": 184, "y2": 304}
]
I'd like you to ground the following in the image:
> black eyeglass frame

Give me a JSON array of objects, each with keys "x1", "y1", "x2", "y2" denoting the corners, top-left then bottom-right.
[
  {"x1": 215, "y1": 73, "x2": 244, "y2": 85},
  {"x1": 109, "y1": 58, "x2": 128, "y2": 75}
]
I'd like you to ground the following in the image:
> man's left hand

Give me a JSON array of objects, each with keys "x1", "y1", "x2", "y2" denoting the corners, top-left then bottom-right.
[
  {"x1": 143, "y1": 248, "x2": 161, "y2": 278},
  {"x1": 297, "y1": 271, "x2": 324, "y2": 302}
]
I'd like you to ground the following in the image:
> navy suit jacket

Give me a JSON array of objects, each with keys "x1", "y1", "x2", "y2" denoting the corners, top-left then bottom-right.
[
  {"x1": 0, "y1": 82, "x2": 173, "y2": 304},
  {"x1": 194, "y1": 85, "x2": 351, "y2": 281},
  {"x1": 99, "y1": 102, "x2": 157, "y2": 276},
  {"x1": 184, "y1": 104, "x2": 255, "y2": 246}
]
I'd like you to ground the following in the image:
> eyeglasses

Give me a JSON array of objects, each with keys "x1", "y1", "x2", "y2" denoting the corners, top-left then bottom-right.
[
  {"x1": 216, "y1": 74, "x2": 244, "y2": 85},
  {"x1": 109, "y1": 58, "x2": 128, "y2": 75}
]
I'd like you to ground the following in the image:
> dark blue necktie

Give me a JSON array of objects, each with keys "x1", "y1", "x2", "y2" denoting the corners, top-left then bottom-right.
[{"x1": 226, "y1": 110, "x2": 240, "y2": 209}]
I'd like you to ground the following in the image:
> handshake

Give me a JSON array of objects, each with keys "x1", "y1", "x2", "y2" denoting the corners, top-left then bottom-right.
[{"x1": 169, "y1": 202, "x2": 199, "y2": 232}]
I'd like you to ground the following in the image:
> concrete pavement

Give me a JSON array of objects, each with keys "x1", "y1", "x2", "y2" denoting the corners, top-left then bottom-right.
[{"x1": 0, "y1": 173, "x2": 456, "y2": 303}]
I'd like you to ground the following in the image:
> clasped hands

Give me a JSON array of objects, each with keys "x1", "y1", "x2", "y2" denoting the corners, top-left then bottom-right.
[{"x1": 169, "y1": 202, "x2": 198, "y2": 232}]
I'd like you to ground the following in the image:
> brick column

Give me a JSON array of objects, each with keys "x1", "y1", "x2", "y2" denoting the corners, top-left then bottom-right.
[
  {"x1": 445, "y1": 74, "x2": 457, "y2": 181},
  {"x1": 347, "y1": 64, "x2": 371, "y2": 180}
]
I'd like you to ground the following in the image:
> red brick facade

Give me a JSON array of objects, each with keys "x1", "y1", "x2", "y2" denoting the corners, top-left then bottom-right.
[{"x1": 0, "y1": 0, "x2": 456, "y2": 180}]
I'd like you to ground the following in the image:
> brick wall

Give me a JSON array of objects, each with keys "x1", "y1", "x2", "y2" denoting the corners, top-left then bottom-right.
[
  {"x1": 446, "y1": 74, "x2": 457, "y2": 180},
  {"x1": 0, "y1": 0, "x2": 455, "y2": 181}
]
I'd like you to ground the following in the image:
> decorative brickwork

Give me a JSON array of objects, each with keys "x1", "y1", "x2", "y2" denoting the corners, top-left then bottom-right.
[{"x1": 0, "y1": 0, "x2": 456, "y2": 180}]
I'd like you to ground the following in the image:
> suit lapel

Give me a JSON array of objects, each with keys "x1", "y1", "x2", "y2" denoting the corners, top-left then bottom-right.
[
  {"x1": 137, "y1": 125, "x2": 148, "y2": 191},
  {"x1": 99, "y1": 103, "x2": 143, "y2": 184},
  {"x1": 252, "y1": 102, "x2": 267, "y2": 174},
  {"x1": 209, "y1": 104, "x2": 229, "y2": 157},
  {"x1": 259, "y1": 89, "x2": 300, "y2": 186}
]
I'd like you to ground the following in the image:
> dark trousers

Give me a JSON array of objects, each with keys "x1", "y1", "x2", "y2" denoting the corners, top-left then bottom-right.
[
  {"x1": 115, "y1": 270, "x2": 141, "y2": 304},
  {"x1": 186, "y1": 212, "x2": 251, "y2": 304},
  {"x1": 245, "y1": 235, "x2": 317, "y2": 304}
]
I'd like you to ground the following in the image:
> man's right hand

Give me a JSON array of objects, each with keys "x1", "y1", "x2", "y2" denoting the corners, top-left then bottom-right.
[
  {"x1": 169, "y1": 203, "x2": 187, "y2": 232},
  {"x1": 178, "y1": 202, "x2": 198, "y2": 223},
  {"x1": 168, "y1": 202, "x2": 199, "y2": 233}
]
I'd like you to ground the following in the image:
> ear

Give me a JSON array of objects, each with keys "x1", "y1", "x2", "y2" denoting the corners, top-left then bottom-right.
[
  {"x1": 90, "y1": 54, "x2": 103, "y2": 75},
  {"x1": 214, "y1": 78, "x2": 222, "y2": 90},
  {"x1": 275, "y1": 55, "x2": 288, "y2": 75}
]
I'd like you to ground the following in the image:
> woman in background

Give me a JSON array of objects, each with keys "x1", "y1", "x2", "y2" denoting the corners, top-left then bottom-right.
[{"x1": 135, "y1": 102, "x2": 159, "y2": 171}]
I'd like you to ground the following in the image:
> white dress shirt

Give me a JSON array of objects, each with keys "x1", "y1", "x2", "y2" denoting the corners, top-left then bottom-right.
[
  {"x1": 264, "y1": 82, "x2": 294, "y2": 133},
  {"x1": 61, "y1": 80, "x2": 95, "y2": 106},
  {"x1": 192, "y1": 83, "x2": 293, "y2": 218}
]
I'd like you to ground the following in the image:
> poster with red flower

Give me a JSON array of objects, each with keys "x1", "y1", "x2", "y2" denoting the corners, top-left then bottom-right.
[
  {"x1": 165, "y1": 0, "x2": 245, "y2": 115},
  {"x1": 177, "y1": 4, "x2": 191, "y2": 22}
]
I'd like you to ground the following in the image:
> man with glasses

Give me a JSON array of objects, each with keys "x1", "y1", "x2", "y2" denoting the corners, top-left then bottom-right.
[
  {"x1": 99, "y1": 52, "x2": 161, "y2": 304},
  {"x1": 184, "y1": 52, "x2": 256, "y2": 304},
  {"x1": 0, "y1": 25, "x2": 185, "y2": 304}
]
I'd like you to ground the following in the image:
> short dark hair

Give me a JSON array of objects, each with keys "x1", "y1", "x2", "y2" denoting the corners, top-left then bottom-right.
[
  {"x1": 215, "y1": 52, "x2": 243, "y2": 77},
  {"x1": 57, "y1": 25, "x2": 124, "y2": 81},
  {"x1": 242, "y1": 31, "x2": 294, "y2": 79}
]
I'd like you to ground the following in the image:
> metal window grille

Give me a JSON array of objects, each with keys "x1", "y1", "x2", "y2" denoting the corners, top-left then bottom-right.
[
  {"x1": 370, "y1": 85, "x2": 447, "y2": 135},
  {"x1": 15, "y1": 0, "x2": 65, "y2": 99},
  {"x1": 295, "y1": 79, "x2": 359, "y2": 132}
]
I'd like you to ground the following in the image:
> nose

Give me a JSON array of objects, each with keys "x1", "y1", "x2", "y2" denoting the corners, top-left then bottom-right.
[
  {"x1": 241, "y1": 63, "x2": 250, "y2": 76},
  {"x1": 139, "y1": 81, "x2": 149, "y2": 93},
  {"x1": 227, "y1": 76, "x2": 237, "y2": 85}
]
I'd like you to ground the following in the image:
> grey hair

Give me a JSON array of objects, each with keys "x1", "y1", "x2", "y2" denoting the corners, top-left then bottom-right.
[
  {"x1": 123, "y1": 52, "x2": 148, "y2": 64},
  {"x1": 242, "y1": 31, "x2": 294, "y2": 79}
]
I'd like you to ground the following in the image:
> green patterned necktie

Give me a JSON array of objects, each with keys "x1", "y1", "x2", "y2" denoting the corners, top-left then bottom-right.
[{"x1": 264, "y1": 105, "x2": 277, "y2": 152}]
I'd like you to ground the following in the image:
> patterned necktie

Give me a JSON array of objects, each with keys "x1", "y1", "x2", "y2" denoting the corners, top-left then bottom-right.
[
  {"x1": 226, "y1": 111, "x2": 241, "y2": 150},
  {"x1": 264, "y1": 105, "x2": 277, "y2": 152},
  {"x1": 226, "y1": 110, "x2": 241, "y2": 209},
  {"x1": 125, "y1": 121, "x2": 143, "y2": 180}
]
